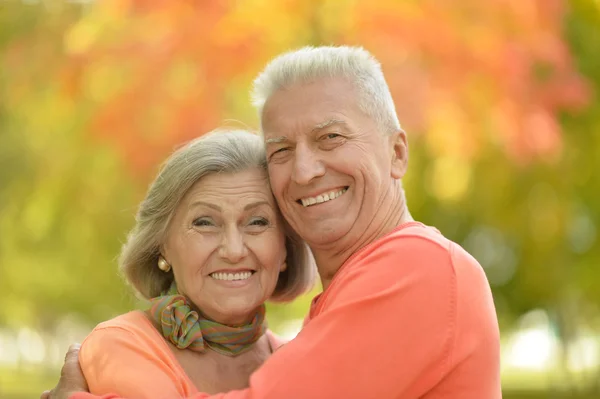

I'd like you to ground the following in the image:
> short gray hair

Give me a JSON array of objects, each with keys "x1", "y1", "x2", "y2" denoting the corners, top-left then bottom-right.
[
  {"x1": 120, "y1": 129, "x2": 315, "y2": 302},
  {"x1": 251, "y1": 45, "x2": 401, "y2": 134}
]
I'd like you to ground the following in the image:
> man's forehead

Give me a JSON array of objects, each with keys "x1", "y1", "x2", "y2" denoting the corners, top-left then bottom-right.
[{"x1": 263, "y1": 118, "x2": 348, "y2": 145}]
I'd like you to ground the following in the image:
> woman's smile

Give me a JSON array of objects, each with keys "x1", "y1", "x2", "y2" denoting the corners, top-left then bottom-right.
[{"x1": 209, "y1": 270, "x2": 257, "y2": 288}]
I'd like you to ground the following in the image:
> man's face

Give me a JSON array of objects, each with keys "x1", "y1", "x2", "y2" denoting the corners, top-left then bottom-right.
[{"x1": 262, "y1": 77, "x2": 404, "y2": 248}]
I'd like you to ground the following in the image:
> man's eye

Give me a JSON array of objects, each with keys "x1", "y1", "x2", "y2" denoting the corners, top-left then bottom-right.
[
  {"x1": 321, "y1": 133, "x2": 343, "y2": 141},
  {"x1": 269, "y1": 147, "x2": 290, "y2": 161}
]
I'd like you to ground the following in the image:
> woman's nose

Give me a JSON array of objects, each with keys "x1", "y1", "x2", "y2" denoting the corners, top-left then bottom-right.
[{"x1": 218, "y1": 228, "x2": 248, "y2": 263}]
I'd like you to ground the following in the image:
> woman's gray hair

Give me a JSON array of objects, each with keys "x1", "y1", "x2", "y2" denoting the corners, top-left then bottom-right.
[
  {"x1": 120, "y1": 128, "x2": 315, "y2": 302},
  {"x1": 251, "y1": 45, "x2": 401, "y2": 135}
]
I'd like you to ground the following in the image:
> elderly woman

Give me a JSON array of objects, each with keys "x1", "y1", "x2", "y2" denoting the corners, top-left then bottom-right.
[{"x1": 77, "y1": 129, "x2": 314, "y2": 398}]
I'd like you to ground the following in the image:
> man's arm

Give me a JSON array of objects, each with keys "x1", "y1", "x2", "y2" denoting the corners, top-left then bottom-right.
[
  {"x1": 41, "y1": 344, "x2": 88, "y2": 399},
  {"x1": 54, "y1": 236, "x2": 496, "y2": 399}
]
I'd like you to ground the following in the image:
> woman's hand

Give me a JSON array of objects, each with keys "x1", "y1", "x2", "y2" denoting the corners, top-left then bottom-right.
[{"x1": 40, "y1": 344, "x2": 89, "y2": 399}]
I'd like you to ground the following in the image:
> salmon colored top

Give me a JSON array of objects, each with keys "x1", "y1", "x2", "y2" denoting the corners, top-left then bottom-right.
[
  {"x1": 72, "y1": 222, "x2": 501, "y2": 399},
  {"x1": 78, "y1": 310, "x2": 284, "y2": 399}
]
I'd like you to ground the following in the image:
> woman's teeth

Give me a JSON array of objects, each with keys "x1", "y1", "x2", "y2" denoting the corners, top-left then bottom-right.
[
  {"x1": 300, "y1": 187, "x2": 348, "y2": 207},
  {"x1": 210, "y1": 271, "x2": 253, "y2": 281}
]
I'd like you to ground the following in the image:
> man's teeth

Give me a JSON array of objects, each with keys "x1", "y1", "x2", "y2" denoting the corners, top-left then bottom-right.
[
  {"x1": 210, "y1": 271, "x2": 253, "y2": 281},
  {"x1": 300, "y1": 188, "x2": 347, "y2": 207}
]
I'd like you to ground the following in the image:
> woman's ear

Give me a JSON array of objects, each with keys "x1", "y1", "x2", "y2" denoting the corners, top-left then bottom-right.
[{"x1": 390, "y1": 130, "x2": 408, "y2": 179}]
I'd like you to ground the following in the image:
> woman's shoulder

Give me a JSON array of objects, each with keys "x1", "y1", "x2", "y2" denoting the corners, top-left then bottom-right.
[
  {"x1": 92, "y1": 310, "x2": 153, "y2": 333},
  {"x1": 79, "y1": 312, "x2": 196, "y2": 397},
  {"x1": 81, "y1": 310, "x2": 160, "y2": 354}
]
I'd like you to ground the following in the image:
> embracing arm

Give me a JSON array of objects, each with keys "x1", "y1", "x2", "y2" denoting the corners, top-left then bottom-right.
[{"x1": 64, "y1": 236, "x2": 499, "y2": 399}]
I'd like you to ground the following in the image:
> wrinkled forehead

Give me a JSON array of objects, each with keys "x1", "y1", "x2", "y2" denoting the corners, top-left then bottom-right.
[
  {"x1": 183, "y1": 170, "x2": 271, "y2": 201},
  {"x1": 260, "y1": 78, "x2": 361, "y2": 139}
]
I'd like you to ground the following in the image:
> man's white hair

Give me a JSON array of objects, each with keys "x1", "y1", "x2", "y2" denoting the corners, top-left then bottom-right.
[{"x1": 251, "y1": 45, "x2": 401, "y2": 134}]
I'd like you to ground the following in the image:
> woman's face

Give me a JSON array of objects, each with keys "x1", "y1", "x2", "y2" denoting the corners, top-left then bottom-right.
[{"x1": 162, "y1": 168, "x2": 287, "y2": 326}]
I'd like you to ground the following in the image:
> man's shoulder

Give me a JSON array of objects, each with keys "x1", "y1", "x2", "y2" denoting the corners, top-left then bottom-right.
[
  {"x1": 318, "y1": 223, "x2": 460, "y2": 312},
  {"x1": 388, "y1": 221, "x2": 449, "y2": 247},
  {"x1": 355, "y1": 222, "x2": 451, "y2": 261},
  {"x1": 349, "y1": 221, "x2": 482, "y2": 276}
]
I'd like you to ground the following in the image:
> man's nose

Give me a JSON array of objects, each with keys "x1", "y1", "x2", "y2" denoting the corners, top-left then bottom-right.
[{"x1": 291, "y1": 144, "x2": 325, "y2": 185}]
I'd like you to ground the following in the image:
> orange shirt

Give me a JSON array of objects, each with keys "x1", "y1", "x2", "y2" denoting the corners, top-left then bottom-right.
[
  {"x1": 79, "y1": 311, "x2": 283, "y2": 399},
  {"x1": 73, "y1": 222, "x2": 501, "y2": 399}
]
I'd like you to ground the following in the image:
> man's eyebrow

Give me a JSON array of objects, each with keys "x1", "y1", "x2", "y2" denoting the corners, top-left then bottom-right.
[
  {"x1": 265, "y1": 136, "x2": 289, "y2": 145},
  {"x1": 264, "y1": 120, "x2": 346, "y2": 144},
  {"x1": 312, "y1": 119, "x2": 346, "y2": 132}
]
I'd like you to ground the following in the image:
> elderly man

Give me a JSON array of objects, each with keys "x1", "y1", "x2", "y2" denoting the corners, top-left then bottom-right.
[{"x1": 47, "y1": 46, "x2": 501, "y2": 398}]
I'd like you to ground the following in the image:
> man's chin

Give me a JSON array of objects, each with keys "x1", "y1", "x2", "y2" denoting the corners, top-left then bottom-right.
[{"x1": 298, "y1": 223, "x2": 350, "y2": 248}]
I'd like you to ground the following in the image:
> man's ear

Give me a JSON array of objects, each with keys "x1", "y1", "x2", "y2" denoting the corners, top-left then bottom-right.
[{"x1": 390, "y1": 129, "x2": 408, "y2": 179}]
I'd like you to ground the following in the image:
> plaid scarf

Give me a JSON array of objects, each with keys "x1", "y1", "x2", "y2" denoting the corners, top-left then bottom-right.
[{"x1": 148, "y1": 284, "x2": 266, "y2": 356}]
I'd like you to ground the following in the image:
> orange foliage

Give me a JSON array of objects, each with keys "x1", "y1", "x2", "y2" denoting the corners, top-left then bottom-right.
[
  {"x1": 63, "y1": 0, "x2": 271, "y2": 176},
  {"x1": 59, "y1": 0, "x2": 590, "y2": 175},
  {"x1": 347, "y1": 0, "x2": 590, "y2": 164}
]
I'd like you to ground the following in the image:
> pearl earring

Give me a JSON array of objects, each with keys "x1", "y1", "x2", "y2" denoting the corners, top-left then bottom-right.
[{"x1": 158, "y1": 257, "x2": 171, "y2": 272}]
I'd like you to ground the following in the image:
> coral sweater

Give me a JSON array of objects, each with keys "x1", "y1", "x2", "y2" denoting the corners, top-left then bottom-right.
[{"x1": 72, "y1": 222, "x2": 501, "y2": 399}]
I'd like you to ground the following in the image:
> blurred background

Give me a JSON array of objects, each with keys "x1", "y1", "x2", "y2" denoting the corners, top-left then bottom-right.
[{"x1": 1, "y1": 0, "x2": 599, "y2": 397}]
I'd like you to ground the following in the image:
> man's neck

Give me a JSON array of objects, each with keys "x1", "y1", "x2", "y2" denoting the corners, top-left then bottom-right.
[{"x1": 312, "y1": 187, "x2": 413, "y2": 290}]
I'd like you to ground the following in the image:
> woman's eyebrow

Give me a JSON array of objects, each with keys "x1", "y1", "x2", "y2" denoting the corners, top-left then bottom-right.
[
  {"x1": 189, "y1": 200, "x2": 220, "y2": 211},
  {"x1": 244, "y1": 201, "x2": 270, "y2": 211}
]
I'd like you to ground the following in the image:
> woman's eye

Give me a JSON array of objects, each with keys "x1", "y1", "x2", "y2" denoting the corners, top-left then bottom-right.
[
  {"x1": 249, "y1": 217, "x2": 269, "y2": 227},
  {"x1": 326, "y1": 133, "x2": 340, "y2": 139},
  {"x1": 192, "y1": 218, "x2": 214, "y2": 227}
]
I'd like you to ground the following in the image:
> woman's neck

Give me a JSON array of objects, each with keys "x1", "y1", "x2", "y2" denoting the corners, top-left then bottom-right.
[{"x1": 169, "y1": 332, "x2": 273, "y2": 394}]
